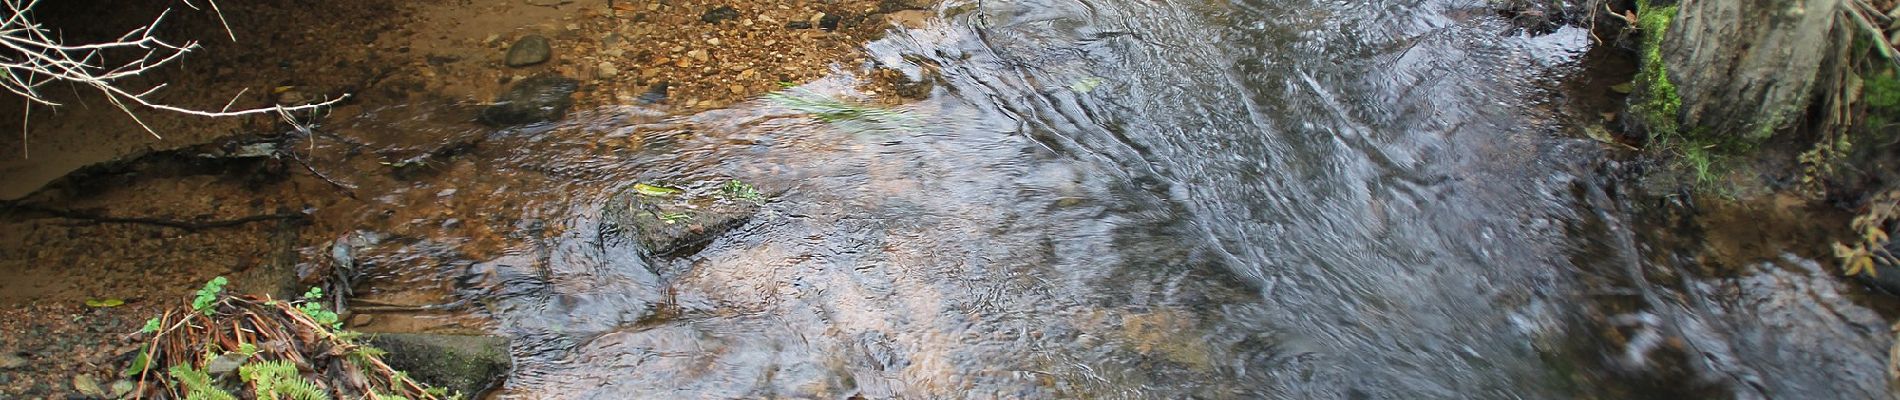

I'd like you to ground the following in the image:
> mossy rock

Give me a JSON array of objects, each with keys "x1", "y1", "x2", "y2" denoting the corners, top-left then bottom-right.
[
  {"x1": 367, "y1": 333, "x2": 512, "y2": 398},
  {"x1": 599, "y1": 182, "x2": 765, "y2": 258}
]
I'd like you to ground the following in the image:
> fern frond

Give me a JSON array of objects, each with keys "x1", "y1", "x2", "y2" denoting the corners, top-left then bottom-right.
[
  {"x1": 168, "y1": 365, "x2": 237, "y2": 400},
  {"x1": 241, "y1": 360, "x2": 332, "y2": 400}
]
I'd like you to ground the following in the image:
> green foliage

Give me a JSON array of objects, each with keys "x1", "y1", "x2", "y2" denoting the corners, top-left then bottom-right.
[
  {"x1": 1867, "y1": 70, "x2": 1900, "y2": 129},
  {"x1": 1680, "y1": 142, "x2": 1719, "y2": 185},
  {"x1": 169, "y1": 365, "x2": 237, "y2": 400},
  {"x1": 720, "y1": 180, "x2": 765, "y2": 204},
  {"x1": 193, "y1": 276, "x2": 230, "y2": 315},
  {"x1": 294, "y1": 287, "x2": 341, "y2": 330},
  {"x1": 1631, "y1": 0, "x2": 1681, "y2": 138},
  {"x1": 142, "y1": 317, "x2": 162, "y2": 334},
  {"x1": 123, "y1": 348, "x2": 150, "y2": 377},
  {"x1": 241, "y1": 360, "x2": 330, "y2": 400}
]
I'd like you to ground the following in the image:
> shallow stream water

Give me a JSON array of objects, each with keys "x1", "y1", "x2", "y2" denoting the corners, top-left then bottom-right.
[{"x1": 320, "y1": 0, "x2": 1897, "y2": 398}]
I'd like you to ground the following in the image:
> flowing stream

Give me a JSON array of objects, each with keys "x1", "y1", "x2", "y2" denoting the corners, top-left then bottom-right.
[{"x1": 326, "y1": 0, "x2": 1898, "y2": 398}]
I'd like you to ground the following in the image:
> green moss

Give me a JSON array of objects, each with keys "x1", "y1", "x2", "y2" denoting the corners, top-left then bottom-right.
[
  {"x1": 1864, "y1": 69, "x2": 1899, "y2": 135},
  {"x1": 1632, "y1": 0, "x2": 1682, "y2": 137}
]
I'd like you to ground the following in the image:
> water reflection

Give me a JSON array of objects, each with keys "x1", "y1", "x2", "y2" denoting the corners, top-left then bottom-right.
[{"x1": 325, "y1": 0, "x2": 1893, "y2": 398}]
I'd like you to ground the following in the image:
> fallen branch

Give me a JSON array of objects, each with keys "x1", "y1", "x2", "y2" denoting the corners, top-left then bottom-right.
[{"x1": 0, "y1": 0, "x2": 350, "y2": 156}]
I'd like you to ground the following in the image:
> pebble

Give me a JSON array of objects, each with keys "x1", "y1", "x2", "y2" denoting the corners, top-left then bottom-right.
[
  {"x1": 109, "y1": 380, "x2": 135, "y2": 398},
  {"x1": 597, "y1": 62, "x2": 620, "y2": 79},
  {"x1": 71, "y1": 374, "x2": 103, "y2": 397},
  {"x1": 505, "y1": 35, "x2": 553, "y2": 67},
  {"x1": 687, "y1": 49, "x2": 710, "y2": 63}
]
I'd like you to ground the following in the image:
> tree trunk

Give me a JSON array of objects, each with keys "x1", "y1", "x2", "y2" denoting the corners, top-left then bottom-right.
[{"x1": 1662, "y1": 0, "x2": 1848, "y2": 141}]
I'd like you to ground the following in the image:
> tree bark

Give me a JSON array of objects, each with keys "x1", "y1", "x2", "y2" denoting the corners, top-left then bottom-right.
[{"x1": 1663, "y1": 0, "x2": 1848, "y2": 141}]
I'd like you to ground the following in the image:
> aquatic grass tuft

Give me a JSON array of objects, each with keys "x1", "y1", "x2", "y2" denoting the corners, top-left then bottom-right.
[{"x1": 765, "y1": 88, "x2": 920, "y2": 133}]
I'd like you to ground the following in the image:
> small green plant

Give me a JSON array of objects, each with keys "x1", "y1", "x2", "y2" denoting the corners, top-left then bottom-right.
[
  {"x1": 169, "y1": 365, "x2": 237, "y2": 400},
  {"x1": 242, "y1": 360, "x2": 331, "y2": 400},
  {"x1": 720, "y1": 180, "x2": 765, "y2": 204},
  {"x1": 295, "y1": 287, "x2": 341, "y2": 330},
  {"x1": 193, "y1": 276, "x2": 230, "y2": 315},
  {"x1": 142, "y1": 317, "x2": 162, "y2": 334}
]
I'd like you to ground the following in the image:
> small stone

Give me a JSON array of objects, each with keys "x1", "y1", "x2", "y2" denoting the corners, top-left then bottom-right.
[
  {"x1": 72, "y1": 374, "x2": 104, "y2": 397},
  {"x1": 349, "y1": 313, "x2": 376, "y2": 327},
  {"x1": 596, "y1": 62, "x2": 619, "y2": 79},
  {"x1": 109, "y1": 380, "x2": 135, "y2": 398},
  {"x1": 706, "y1": 38, "x2": 722, "y2": 46},
  {"x1": 525, "y1": 0, "x2": 573, "y2": 5},
  {"x1": 480, "y1": 74, "x2": 580, "y2": 126},
  {"x1": 205, "y1": 352, "x2": 249, "y2": 375},
  {"x1": 701, "y1": 6, "x2": 740, "y2": 24},
  {"x1": 565, "y1": 23, "x2": 581, "y2": 31},
  {"x1": 687, "y1": 49, "x2": 709, "y2": 63},
  {"x1": 785, "y1": 21, "x2": 813, "y2": 29},
  {"x1": 819, "y1": 14, "x2": 843, "y2": 31},
  {"x1": 504, "y1": 35, "x2": 553, "y2": 67},
  {"x1": 482, "y1": 33, "x2": 502, "y2": 46}
]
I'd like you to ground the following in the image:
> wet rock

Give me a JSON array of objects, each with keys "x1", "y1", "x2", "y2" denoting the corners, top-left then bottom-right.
[
  {"x1": 877, "y1": 0, "x2": 930, "y2": 13},
  {"x1": 369, "y1": 333, "x2": 511, "y2": 398},
  {"x1": 701, "y1": 6, "x2": 740, "y2": 23},
  {"x1": 70, "y1": 374, "x2": 102, "y2": 397},
  {"x1": 786, "y1": 21, "x2": 813, "y2": 29},
  {"x1": 819, "y1": 13, "x2": 843, "y2": 31},
  {"x1": 504, "y1": 35, "x2": 552, "y2": 67},
  {"x1": 601, "y1": 182, "x2": 763, "y2": 258},
  {"x1": 480, "y1": 74, "x2": 580, "y2": 126},
  {"x1": 637, "y1": 82, "x2": 669, "y2": 104}
]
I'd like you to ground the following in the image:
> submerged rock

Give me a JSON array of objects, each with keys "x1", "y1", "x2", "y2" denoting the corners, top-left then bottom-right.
[
  {"x1": 600, "y1": 182, "x2": 765, "y2": 258},
  {"x1": 504, "y1": 35, "x2": 552, "y2": 67},
  {"x1": 481, "y1": 74, "x2": 580, "y2": 126},
  {"x1": 369, "y1": 333, "x2": 512, "y2": 398}
]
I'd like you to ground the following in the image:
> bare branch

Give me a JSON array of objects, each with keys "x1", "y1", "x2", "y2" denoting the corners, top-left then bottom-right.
[{"x1": 0, "y1": 0, "x2": 347, "y2": 150}]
